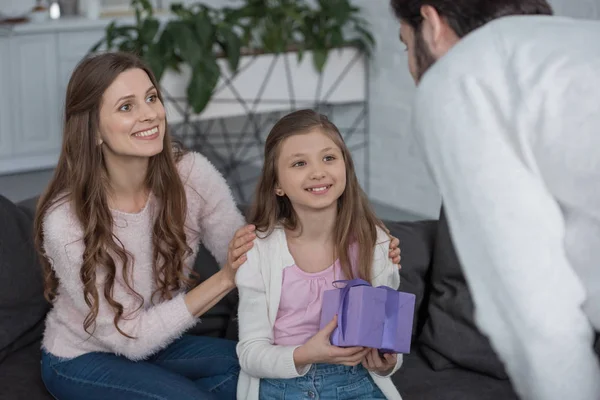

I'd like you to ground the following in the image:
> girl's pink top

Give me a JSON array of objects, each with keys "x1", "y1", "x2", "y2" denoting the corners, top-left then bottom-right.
[{"x1": 273, "y1": 260, "x2": 347, "y2": 346}]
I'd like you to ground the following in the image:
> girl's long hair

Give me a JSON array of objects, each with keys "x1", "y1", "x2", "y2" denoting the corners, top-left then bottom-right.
[
  {"x1": 248, "y1": 109, "x2": 388, "y2": 282},
  {"x1": 34, "y1": 52, "x2": 193, "y2": 338}
]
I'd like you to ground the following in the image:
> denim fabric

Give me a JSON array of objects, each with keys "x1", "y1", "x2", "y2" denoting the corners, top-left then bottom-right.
[
  {"x1": 41, "y1": 335, "x2": 239, "y2": 400},
  {"x1": 259, "y1": 364, "x2": 386, "y2": 400}
]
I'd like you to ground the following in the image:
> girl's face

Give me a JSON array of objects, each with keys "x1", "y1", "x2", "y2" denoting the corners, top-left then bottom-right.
[
  {"x1": 275, "y1": 129, "x2": 347, "y2": 213},
  {"x1": 98, "y1": 68, "x2": 166, "y2": 161}
]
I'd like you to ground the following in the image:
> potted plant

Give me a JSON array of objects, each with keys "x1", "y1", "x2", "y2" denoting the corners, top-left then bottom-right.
[{"x1": 91, "y1": 0, "x2": 374, "y2": 118}]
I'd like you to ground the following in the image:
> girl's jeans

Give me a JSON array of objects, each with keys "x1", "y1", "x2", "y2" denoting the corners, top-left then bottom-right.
[
  {"x1": 259, "y1": 363, "x2": 386, "y2": 400},
  {"x1": 41, "y1": 335, "x2": 239, "y2": 400}
]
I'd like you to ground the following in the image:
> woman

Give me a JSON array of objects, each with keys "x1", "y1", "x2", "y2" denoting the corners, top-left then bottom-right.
[{"x1": 34, "y1": 51, "x2": 255, "y2": 399}]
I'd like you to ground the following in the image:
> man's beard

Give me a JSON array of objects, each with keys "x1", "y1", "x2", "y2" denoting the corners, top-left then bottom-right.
[{"x1": 414, "y1": 29, "x2": 437, "y2": 83}]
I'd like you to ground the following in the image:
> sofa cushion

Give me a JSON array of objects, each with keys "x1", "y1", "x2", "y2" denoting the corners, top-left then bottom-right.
[
  {"x1": 0, "y1": 195, "x2": 50, "y2": 363},
  {"x1": 385, "y1": 219, "x2": 437, "y2": 337},
  {"x1": 0, "y1": 339, "x2": 53, "y2": 400},
  {"x1": 417, "y1": 208, "x2": 508, "y2": 379},
  {"x1": 393, "y1": 348, "x2": 518, "y2": 400}
]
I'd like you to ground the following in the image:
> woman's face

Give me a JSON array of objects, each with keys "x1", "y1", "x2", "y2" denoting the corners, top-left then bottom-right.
[{"x1": 98, "y1": 68, "x2": 166, "y2": 160}]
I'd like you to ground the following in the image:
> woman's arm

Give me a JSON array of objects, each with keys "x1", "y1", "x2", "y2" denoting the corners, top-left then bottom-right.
[
  {"x1": 180, "y1": 152, "x2": 248, "y2": 266},
  {"x1": 183, "y1": 270, "x2": 235, "y2": 317},
  {"x1": 184, "y1": 225, "x2": 255, "y2": 317}
]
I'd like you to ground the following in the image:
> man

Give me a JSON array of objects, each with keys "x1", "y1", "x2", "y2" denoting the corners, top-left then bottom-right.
[{"x1": 390, "y1": 1, "x2": 600, "y2": 399}]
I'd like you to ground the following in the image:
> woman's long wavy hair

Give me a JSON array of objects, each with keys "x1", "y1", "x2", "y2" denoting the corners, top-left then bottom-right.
[
  {"x1": 34, "y1": 52, "x2": 193, "y2": 338},
  {"x1": 248, "y1": 109, "x2": 388, "y2": 283}
]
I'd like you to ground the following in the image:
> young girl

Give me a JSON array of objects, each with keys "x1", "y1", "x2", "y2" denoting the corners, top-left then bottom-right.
[
  {"x1": 35, "y1": 52, "x2": 256, "y2": 400},
  {"x1": 236, "y1": 109, "x2": 403, "y2": 399}
]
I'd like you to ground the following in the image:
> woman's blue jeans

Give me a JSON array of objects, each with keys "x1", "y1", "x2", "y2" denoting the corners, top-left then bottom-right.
[{"x1": 41, "y1": 335, "x2": 239, "y2": 400}]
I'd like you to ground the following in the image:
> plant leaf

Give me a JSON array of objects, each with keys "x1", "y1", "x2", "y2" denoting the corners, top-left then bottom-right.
[
  {"x1": 105, "y1": 21, "x2": 117, "y2": 48},
  {"x1": 118, "y1": 39, "x2": 137, "y2": 53},
  {"x1": 169, "y1": 21, "x2": 202, "y2": 66},
  {"x1": 296, "y1": 43, "x2": 305, "y2": 63},
  {"x1": 218, "y1": 25, "x2": 241, "y2": 73},
  {"x1": 145, "y1": 42, "x2": 166, "y2": 81},
  {"x1": 192, "y1": 11, "x2": 213, "y2": 47},
  {"x1": 312, "y1": 48, "x2": 328, "y2": 73},
  {"x1": 170, "y1": 2, "x2": 185, "y2": 15},
  {"x1": 330, "y1": 28, "x2": 345, "y2": 48},
  {"x1": 187, "y1": 59, "x2": 220, "y2": 114},
  {"x1": 90, "y1": 38, "x2": 105, "y2": 53},
  {"x1": 355, "y1": 24, "x2": 376, "y2": 48},
  {"x1": 140, "y1": 18, "x2": 160, "y2": 45}
]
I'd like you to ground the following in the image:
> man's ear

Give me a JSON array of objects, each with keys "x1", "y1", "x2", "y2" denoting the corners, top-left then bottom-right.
[{"x1": 419, "y1": 5, "x2": 456, "y2": 57}]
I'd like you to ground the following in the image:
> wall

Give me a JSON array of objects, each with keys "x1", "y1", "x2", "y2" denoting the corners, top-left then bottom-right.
[{"x1": 356, "y1": 0, "x2": 439, "y2": 217}]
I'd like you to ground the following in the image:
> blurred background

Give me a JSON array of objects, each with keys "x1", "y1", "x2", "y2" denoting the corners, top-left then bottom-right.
[{"x1": 1, "y1": 0, "x2": 598, "y2": 220}]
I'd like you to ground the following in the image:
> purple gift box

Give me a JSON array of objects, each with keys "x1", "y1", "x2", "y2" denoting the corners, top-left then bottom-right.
[{"x1": 319, "y1": 279, "x2": 416, "y2": 353}]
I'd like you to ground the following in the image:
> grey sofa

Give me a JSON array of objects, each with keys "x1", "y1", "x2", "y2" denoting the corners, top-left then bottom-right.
[{"x1": 0, "y1": 194, "x2": 519, "y2": 400}]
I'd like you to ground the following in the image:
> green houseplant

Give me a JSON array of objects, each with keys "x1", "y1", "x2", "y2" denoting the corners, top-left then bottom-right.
[{"x1": 91, "y1": 0, "x2": 375, "y2": 115}]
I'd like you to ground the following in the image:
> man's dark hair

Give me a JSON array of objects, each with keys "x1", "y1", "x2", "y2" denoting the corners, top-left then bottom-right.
[{"x1": 391, "y1": 0, "x2": 553, "y2": 37}]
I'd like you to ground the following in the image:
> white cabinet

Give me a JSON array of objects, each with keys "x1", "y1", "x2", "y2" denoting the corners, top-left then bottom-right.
[
  {"x1": 0, "y1": 19, "x2": 107, "y2": 175},
  {"x1": 10, "y1": 34, "x2": 61, "y2": 155},
  {"x1": 0, "y1": 33, "x2": 62, "y2": 174},
  {"x1": 57, "y1": 30, "x2": 104, "y2": 99}
]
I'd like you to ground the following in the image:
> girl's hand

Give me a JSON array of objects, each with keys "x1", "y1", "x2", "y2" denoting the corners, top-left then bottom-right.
[
  {"x1": 221, "y1": 224, "x2": 256, "y2": 286},
  {"x1": 293, "y1": 315, "x2": 370, "y2": 370},
  {"x1": 362, "y1": 348, "x2": 397, "y2": 375},
  {"x1": 388, "y1": 235, "x2": 401, "y2": 268}
]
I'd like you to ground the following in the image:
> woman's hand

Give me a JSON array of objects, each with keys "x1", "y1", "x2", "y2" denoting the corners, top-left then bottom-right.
[
  {"x1": 388, "y1": 235, "x2": 401, "y2": 268},
  {"x1": 293, "y1": 315, "x2": 370, "y2": 371},
  {"x1": 221, "y1": 224, "x2": 256, "y2": 286},
  {"x1": 362, "y1": 348, "x2": 397, "y2": 376}
]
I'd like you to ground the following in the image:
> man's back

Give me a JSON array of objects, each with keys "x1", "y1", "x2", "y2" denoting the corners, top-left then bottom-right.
[
  {"x1": 494, "y1": 16, "x2": 600, "y2": 328},
  {"x1": 413, "y1": 15, "x2": 600, "y2": 400}
]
